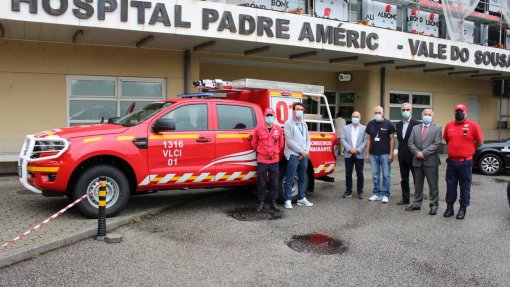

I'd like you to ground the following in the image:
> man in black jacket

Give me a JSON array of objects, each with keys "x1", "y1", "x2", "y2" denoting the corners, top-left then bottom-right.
[{"x1": 396, "y1": 103, "x2": 420, "y2": 205}]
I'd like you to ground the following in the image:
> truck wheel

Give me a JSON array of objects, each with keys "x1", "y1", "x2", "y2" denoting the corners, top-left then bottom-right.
[
  {"x1": 73, "y1": 165, "x2": 130, "y2": 218},
  {"x1": 277, "y1": 164, "x2": 308, "y2": 203}
]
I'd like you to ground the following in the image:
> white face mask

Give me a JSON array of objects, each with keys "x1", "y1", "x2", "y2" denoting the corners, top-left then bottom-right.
[
  {"x1": 265, "y1": 116, "x2": 274, "y2": 124},
  {"x1": 374, "y1": 114, "x2": 383, "y2": 122},
  {"x1": 295, "y1": 110, "x2": 304, "y2": 119}
]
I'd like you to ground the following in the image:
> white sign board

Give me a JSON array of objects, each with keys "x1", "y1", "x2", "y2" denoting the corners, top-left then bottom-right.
[
  {"x1": 407, "y1": 8, "x2": 440, "y2": 37},
  {"x1": 314, "y1": 0, "x2": 349, "y2": 22},
  {"x1": 231, "y1": 0, "x2": 305, "y2": 12},
  {"x1": 464, "y1": 20, "x2": 475, "y2": 44},
  {"x1": 365, "y1": 1, "x2": 397, "y2": 30}
]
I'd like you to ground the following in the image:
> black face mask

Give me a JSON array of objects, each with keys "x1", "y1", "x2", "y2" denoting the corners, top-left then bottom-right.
[{"x1": 455, "y1": 112, "x2": 465, "y2": 122}]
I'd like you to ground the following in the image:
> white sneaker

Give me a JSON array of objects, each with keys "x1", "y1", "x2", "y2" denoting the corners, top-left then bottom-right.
[
  {"x1": 284, "y1": 200, "x2": 293, "y2": 209},
  {"x1": 297, "y1": 198, "x2": 314, "y2": 207},
  {"x1": 369, "y1": 195, "x2": 382, "y2": 201},
  {"x1": 382, "y1": 196, "x2": 389, "y2": 203}
]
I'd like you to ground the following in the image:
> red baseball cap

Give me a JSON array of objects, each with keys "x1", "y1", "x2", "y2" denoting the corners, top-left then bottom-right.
[
  {"x1": 454, "y1": 104, "x2": 467, "y2": 112},
  {"x1": 264, "y1": 108, "x2": 275, "y2": 116}
]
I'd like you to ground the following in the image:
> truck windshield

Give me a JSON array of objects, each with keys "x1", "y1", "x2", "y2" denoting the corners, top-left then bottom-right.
[{"x1": 115, "y1": 102, "x2": 173, "y2": 127}]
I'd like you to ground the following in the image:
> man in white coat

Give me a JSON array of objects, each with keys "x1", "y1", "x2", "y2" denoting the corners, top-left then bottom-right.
[{"x1": 340, "y1": 111, "x2": 368, "y2": 199}]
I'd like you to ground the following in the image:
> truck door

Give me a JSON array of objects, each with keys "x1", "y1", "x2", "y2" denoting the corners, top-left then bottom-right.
[
  {"x1": 211, "y1": 103, "x2": 258, "y2": 185},
  {"x1": 145, "y1": 103, "x2": 215, "y2": 188}
]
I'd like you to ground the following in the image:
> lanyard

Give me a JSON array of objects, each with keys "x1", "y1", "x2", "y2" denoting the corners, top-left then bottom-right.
[{"x1": 294, "y1": 120, "x2": 304, "y2": 137}]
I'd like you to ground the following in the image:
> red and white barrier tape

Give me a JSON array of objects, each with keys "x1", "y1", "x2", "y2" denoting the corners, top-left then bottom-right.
[{"x1": 0, "y1": 191, "x2": 92, "y2": 249}]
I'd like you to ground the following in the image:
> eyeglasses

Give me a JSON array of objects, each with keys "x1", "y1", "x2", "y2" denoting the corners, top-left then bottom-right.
[{"x1": 402, "y1": 109, "x2": 410, "y2": 111}]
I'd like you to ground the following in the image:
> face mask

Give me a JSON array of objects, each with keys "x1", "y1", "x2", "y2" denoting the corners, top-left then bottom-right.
[
  {"x1": 402, "y1": 111, "x2": 410, "y2": 119},
  {"x1": 351, "y1": 118, "x2": 360, "y2": 125},
  {"x1": 422, "y1": 115, "x2": 432, "y2": 124},
  {"x1": 265, "y1": 116, "x2": 274, "y2": 124},
  {"x1": 374, "y1": 114, "x2": 382, "y2": 122},
  {"x1": 455, "y1": 112, "x2": 465, "y2": 122},
  {"x1": 295, "y1": 110, "x2": 304, "y2": 119}
]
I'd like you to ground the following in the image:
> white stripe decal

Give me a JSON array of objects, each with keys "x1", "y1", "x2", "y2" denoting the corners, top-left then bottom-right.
[
  {"x1": 177, "y1": 173, "x2": 193, "y2": 183},
  {"x1": 193, "y1": 173, "x2": 210, "y2": 182},
  {"x1": 140, "y1": 174, "x2": 157, "y2": 186},
  {"x1": 214, "y1": 172, "x2": 226, "y2": 181},
  {"x1": 200, "y1": 150, "x2": 256, "y2": 172},
  {"x1": 226, "y1": 161, "x2": 258, "y2": 166},
  {"x1": 227, "y1": 172, "x2": 242, "y2": 181},
  {"x1": 242, "y1": 171, "x2": 256, "y2": 180},
  {"x1": 315, "y1": 164, "x2": 325, "y2": 174},
  {"x1": 158, "y1": 174, "x2": 175, "y2": 184},
  {"x1": 325, "y1": 164, "x2": 335, "y2": 172}
]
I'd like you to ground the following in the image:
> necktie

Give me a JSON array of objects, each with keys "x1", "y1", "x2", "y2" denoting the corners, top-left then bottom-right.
[{"x1": 422, "y1": 125, "x2": 428, "y2": 142}]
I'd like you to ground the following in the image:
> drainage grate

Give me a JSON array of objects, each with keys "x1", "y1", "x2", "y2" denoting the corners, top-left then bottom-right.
[{"x1": 287, "y1": 233, "x2": 348, "y2": 255}]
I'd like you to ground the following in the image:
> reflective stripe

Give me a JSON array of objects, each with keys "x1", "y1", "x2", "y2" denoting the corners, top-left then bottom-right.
[
  {"x1": 314, "y1": 164, "x2": 325, "y2": 173},
  {"x1": 193, "y1": 173, "x2": 210, "y2": 182},
  {"x1": 325, "y1": 164, "x2": 335, "y2": 172},
  {"x1": 117, "y1": 136, "x2": 134, "y2": 141},
  {"x1": 140, "y1": 174, "x2": 157, "y2": 185},
  {"x1": 216, "y1": 134, "x2": 250, "y2": 139},
  {"x1": 149, "y1": 135, "x2": 199, "y2": 140},
  {"x1": 214, "y1": 172, "x2": 226, "y2": 181},
  {"x1": 309, "y1": 135, "x2": 334, "y2": 139},
  {"x1": 83, "y1": 137, "x2": 101, "y2": 143},
  {"x1": 158, "y1": 174, "x2": 175, "y2": 184},
  {"x1": 226, "y1": 172, "x2": 242, "y2": 181},
  {"x1": 242, "y1": 171, "x2": 256, "y2": 180},
  {"x1": 177, "y1": 173, "x2": 193, "y2": 183},
  {"x1": 27, "y1": 166, "x2": 59, "y2": 173}
]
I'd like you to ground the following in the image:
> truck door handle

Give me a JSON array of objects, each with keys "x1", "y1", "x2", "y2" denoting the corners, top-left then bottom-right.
[
  {"x1": 247, "y1": 135, "x2": 253, "y2": 141},
  {"x1": 196, "y1": 137, "x2": 211, "y2": 143}
]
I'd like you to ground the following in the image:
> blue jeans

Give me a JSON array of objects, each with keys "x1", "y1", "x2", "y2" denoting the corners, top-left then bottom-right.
[
  {"x1": 370, "y1": 154, "x2": 391, "y2": 197},
  {"x1": 285, "y1": 154, "x2": 308, "y2": 201},
  {"x1": 445, "y1": 159, "x2": 473, "y2": 207}
]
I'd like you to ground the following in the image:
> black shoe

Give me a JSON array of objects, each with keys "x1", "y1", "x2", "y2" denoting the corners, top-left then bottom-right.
[
  {"x1": 397, "y1": 199, "x2": 410, "y2": 205},
  {"x1": 456, "y1": 205, "x2": 466, "y2": 220},
  {"x1": 270, "y1": 201, "x2": 281, "y2": 212},
  {"x1": 405, "y1": 205, "x2": 421, "y2": 211},
  {"x1": 444, "y1": 204, "x2": 454, "y2": 218},
  {"x1": 255, "y1": 202, "x2": 264, "y2": 213},
  {"x1": 342, "y1": 192, "x2": 352, "y2": 198},
  {"x1": 429, "y1": 206, "x2": 438, "y2": 215},
  {"x1": 357, "y1": 193, "x2": 364, "y2": 200}
]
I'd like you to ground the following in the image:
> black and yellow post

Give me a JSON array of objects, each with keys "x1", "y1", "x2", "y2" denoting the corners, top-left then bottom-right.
[{"x1": 95, "y1": 176, "x2": 107, "y2": 241}]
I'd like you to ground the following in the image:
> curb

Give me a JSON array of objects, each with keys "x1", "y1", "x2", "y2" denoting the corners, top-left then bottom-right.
[{"x1": 0, "y1": 205, "x2": 167, "y2": 269}]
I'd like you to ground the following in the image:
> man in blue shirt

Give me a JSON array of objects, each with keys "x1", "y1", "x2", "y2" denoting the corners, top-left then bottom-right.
[{"x1": 365, "y1": 106, "x2": 396, "y2": 203}]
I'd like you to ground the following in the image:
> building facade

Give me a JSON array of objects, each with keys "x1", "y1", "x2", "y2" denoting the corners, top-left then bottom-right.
[{"x1": 1, "y1": 0, "x2": 509, "y2": 161}]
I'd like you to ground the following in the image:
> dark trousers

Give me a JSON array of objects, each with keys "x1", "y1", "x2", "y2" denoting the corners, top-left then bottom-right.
[
  {"x1": 413, "y1": 166, "x2": 439, "y2": 208},
  {"x1": 257, "y1": 162, "x2": 279, "y2": 203},
  {"x1": 398, "y1": 158, "x2": 415, "y2": 201},
  {"x1": 445, "y1": 159, "x2": 473, "y2": 207},
  {"x1": 345, "y1": 156, "x2": 364, "y2": 195}
]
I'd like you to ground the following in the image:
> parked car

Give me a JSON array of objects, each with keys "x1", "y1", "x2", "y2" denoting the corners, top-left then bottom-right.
[{"x1": 473, "y1": 138, "x2": 510, "y2": 175}]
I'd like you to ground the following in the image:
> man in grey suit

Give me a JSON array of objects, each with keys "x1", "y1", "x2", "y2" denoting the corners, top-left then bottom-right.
[
  {"x1": 406, "y1": 109, "x2": 442, "y2": 215},
  {"x1": 340, "y1": 111, "x2": 368, "y2": 199}
]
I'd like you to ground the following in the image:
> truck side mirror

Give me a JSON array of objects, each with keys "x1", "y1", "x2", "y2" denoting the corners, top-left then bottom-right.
[
  {"x1": 108, "y1": 117, "x2": 120, "y2": 124},
  {"x1": 152, "y1": 118, "x2": 176, "y2": 133}
]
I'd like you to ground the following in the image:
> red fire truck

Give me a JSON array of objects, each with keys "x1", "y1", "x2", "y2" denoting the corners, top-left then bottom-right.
[{"x1": 18, "y1": 79, "x2": 337, "y2": 217}]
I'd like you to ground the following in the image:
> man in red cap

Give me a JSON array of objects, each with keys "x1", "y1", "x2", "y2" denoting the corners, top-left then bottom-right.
[
  {"x1": 251, "y1": 107, "x2": 284, "y2": 213},
  {"x1": 443, "y1": 104, "x2": 483, "y2": 219}
]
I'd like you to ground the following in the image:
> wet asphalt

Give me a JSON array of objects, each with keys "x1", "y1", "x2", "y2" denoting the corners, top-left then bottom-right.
[{"x1": 1, "y1": 158, "x2": 509, "y2": 287}]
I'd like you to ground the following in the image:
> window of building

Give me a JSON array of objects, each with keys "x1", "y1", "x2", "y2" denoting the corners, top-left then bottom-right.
[
  {"x1": 216, "y1": 104, "x2": 256, "y2": 130},
  {"x1": 389, "y1": 91, "x2": 433, "y2": 124},
  {"x1": 67, "y1": 76, "x2": 165, "y2": 126},
  {"x1": 163, "y1": 104, "x2": 208, "y2": 131},
  {"x1": 306, "y1": 91, "x2": 355, "y2": 132}
]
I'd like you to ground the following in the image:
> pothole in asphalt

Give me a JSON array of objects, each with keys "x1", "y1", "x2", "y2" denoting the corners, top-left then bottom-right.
[
  {"x1": 493, "y1": 178, "x2": 509, "y2": 184},
  {"x1": 227, "y1": 207, "x2": 283, "y2": 221},
  {"x1": 287, "y1": 233, "x2": 348, "y2": 255}
]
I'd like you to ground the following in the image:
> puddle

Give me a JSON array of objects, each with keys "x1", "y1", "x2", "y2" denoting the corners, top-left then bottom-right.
[
  {"x1": 493, "y1": 178, "x2": 509, "y2": 184},
  {"x1": 226, "y1": 207, "x2": 283, "y2": 221},
  {"x1": 287, "y1": 233, "x2": 348, "y2": 255}
]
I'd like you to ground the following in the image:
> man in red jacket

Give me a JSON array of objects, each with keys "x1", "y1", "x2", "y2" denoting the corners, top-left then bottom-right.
[
  {"x1": 252, "y1": 108, "x2": 284, "y2": 212},
  {"x1": 443, "y1": 104, "x2": 483, "y2": 220}
]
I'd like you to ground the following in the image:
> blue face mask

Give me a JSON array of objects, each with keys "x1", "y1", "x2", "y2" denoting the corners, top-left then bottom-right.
[
  {"x1": 422, "y1": 115, "x2": 432, "y2": 124},
  {"x1": 402, "y1": 111, "x2": 410, "y2": 119},
  {"x1": 351, "y1": 118, "x2": 360, "y2": 125},
  {"x1": 374, "y1": 114, "x2": 382, "y2": 122},
  {"x1": 265, "y1": 116, "x2": 274, "y2": 124},
  {"x1": 295, "y1": 110, "x2": 304, "y2": 120}
]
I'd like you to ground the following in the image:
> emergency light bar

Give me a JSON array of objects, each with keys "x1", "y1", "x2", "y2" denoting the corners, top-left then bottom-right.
[
  {"x1": 193, "y1": 78, "x2": 324, "y2": 94},
  {"x1": 177, "y1": 92, "x2": 216, "y2": 98}
]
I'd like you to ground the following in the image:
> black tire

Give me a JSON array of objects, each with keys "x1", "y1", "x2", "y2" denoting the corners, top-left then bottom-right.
[
  {"x1": 478, "y1": 154, "x2": 502, "y2": 176},
  {"x1": 277, "y1": 163, "x2": 309, "y2": 203},
  {"x1": 73, "y1": 165, "x2": 130, "y2": 218}
]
